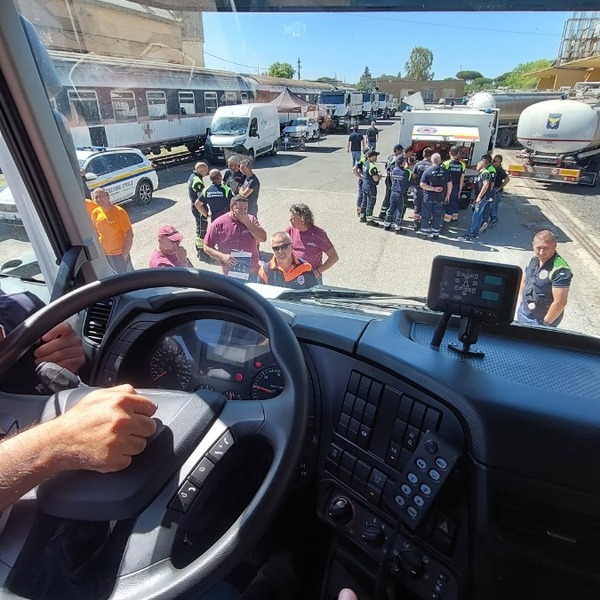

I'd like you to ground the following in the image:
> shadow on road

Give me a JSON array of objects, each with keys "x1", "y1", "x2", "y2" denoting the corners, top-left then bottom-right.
[
  {"x1": 261, "y1": 154, "x2": 307, "y2": 168},
  {"x1": 127, "y1": 196, "x2": 177, "y2": 225}
]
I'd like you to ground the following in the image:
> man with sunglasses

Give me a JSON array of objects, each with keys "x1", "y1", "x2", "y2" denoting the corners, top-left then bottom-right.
[{"x1": 258, "y1": 232, "x2": 317, "y2": 289}]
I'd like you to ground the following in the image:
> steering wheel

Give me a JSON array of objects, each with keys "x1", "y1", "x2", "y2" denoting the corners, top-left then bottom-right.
[{"x1": 0, "y1": 269, "x2": 309, "y2": 600}]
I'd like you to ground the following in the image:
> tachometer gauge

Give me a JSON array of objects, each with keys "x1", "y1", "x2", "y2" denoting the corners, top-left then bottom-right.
[
  {"x1": 149, "y1": 341, "x2": 193, "y2": 390},
  {"x1": 251, "y1": 366, "x2": 284, "y2": 400}
]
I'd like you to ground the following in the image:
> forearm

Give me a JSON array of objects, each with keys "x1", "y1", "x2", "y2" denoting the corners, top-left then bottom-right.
[
  {"x1": 247, "y1": 223, "x2": 267, "y2": 242},
  {"x1": 544, "y1": 299, "x2": 568, "y2": 324},
  {"x1": 204, "y1": 245, "x2": 225, "y2": 262},
  {"x1": 194, "y1": 200, "x2": 208, "y2": 217},
  {"x1": 0, "y1": 421, "x2": 69, "y2": 512},
  {"x1": 319, "y1": 249, "x2": 339, "y2": 273}
]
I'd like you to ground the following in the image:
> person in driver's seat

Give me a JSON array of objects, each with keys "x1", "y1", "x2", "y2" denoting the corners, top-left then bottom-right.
[{"x1": 0, "y1": 290, "x2": 158, "y2": 513}]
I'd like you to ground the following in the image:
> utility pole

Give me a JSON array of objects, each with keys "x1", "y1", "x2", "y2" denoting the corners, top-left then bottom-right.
[{"x1": 297, "y1": 57, "x2": 301, "y2": 80}]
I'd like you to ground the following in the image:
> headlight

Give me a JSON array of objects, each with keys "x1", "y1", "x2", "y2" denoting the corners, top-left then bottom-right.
[{"x1": 234, "y1": 137, "x2": 247, "y2": 146}]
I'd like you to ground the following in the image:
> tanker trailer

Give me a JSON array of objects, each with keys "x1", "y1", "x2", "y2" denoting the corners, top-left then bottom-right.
[
  {"x1": 468, "y1": 91, "x2": 563, "y2": 147},
  {"x1": 507, "y1": 98, "x2": 600, "y2": 185}
]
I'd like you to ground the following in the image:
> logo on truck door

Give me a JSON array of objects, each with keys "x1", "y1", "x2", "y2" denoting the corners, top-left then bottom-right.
[{"x1": 546, "y1": 114, "x2": 561, "y2": 130}]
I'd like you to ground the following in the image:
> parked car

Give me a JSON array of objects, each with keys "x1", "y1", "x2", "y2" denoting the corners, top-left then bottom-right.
[
  {"x1": 282, "y1": 117, "x2": 320, "y2": 140},
  {"x1": 0, "y1": 147, "x2": 159, "y2": 222}
]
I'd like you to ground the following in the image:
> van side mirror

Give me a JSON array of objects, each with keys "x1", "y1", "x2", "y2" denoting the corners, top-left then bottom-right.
[
  {"x1": 85, "y1": 172, "x2": 98, "y2": 181},
  {"x1": 206, "y1": 127, "x2": 211, "y2": 135},
  {"x1": 250, "y1": 128, "x2": 258, "y2": 137}
]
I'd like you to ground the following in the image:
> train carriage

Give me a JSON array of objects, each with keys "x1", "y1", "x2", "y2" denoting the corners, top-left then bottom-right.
[{"x1": 50, "y1": 51, "x2": 255, "y2": 154}]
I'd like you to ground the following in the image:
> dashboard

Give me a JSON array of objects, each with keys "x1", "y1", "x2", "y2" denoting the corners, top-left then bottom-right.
[
  {"x1": 137, "y1": 319, "x2": 283, "y2": 401},
  {"x1": 84, "y1": 290, "x2": 600, "y2": 600}
]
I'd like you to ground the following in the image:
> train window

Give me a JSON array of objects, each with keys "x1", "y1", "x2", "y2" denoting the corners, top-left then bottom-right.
[
  {"x1": 111, "y1": 91, "x2": 137, "y2": 122},
  {"x1": 178, "y1": 92, "x2": 195, "y2": 115},
  {"x1": 146, "y1": 92, "x2": 166, "y2": 119},
  {"x1": 67, "y1": 90, "x2": 100, "y2": 125},
  {"x1": 223, "y1": 92, "x2": 237, "y2": 106},
  {"x1": 204, "y1": 92, "x2": 218, "y2": 114}
]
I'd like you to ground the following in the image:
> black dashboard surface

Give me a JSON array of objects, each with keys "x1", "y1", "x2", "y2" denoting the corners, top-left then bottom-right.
[{"x1": 85, "y1": 290, "x2": 600, "y2": 600}]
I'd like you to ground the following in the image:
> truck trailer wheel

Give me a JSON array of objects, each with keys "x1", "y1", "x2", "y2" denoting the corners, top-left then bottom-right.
[{"x1": 497, "y1": 129, "x2": 514, "y2": 148}]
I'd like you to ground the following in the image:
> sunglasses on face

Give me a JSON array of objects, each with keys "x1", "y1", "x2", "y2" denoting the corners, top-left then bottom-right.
[{"x1": 272, "y1": 243, "x2": 292, "y2": 252}]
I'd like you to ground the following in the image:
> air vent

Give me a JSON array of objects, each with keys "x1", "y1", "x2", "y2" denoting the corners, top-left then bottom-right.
[
  {"x1": 83, "y1": 298, "x2": 114, "y2": 344},
  {"x1": 495, "y1": 492, "x2": 600, "y2": 573}
]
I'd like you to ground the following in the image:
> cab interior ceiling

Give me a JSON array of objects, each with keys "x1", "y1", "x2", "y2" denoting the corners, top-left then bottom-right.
[{"x1": 137, "y1": 0, "x2": 596, "y2": 12}]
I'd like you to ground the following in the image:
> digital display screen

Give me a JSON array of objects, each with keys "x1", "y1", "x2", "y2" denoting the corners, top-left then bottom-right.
[
  {"x1": 427, "y1": 256, "x2": 522, "y2": 324},
  {"x1": 438, "y1": 267, "x2": 506, "y2": 309}
]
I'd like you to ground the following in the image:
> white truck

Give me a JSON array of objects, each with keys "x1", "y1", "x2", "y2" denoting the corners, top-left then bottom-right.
[
  {"x1": 318, "y1": 90, "x2": 363, "y2": 131},
  {"x1": 398, "y1": 93, "x2": 498, "y2": 203},
  {"x1": 468, "y1": 91, "x2": 563, "y2": 147},
  {"x1": 508, "y1": 84, "x2": 600, "y2": 185}
]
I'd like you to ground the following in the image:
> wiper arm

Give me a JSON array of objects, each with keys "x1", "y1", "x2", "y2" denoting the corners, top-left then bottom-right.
[{"x1": 276, "y1": 285, "x2": 395, "y2": 301}]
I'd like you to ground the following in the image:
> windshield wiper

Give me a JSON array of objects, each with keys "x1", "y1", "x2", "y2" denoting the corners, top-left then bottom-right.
[{"x1": 276, "y1": 286, "x2": 426, "y2": 305}]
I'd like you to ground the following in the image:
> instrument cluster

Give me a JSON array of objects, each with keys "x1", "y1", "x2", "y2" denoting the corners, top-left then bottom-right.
[{"x1": 144, "y1": 318, "x2": 283, "y2": 401}]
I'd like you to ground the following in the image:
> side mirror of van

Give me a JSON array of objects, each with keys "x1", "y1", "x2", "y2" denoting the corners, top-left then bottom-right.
[
  {"x1": 85, "y1": 172, "x2": 98, "y2": 181},
  {"x1": 206, "y1": 127, "x2": 211, "y2": 135},
  {"x1": 250, "y1": 128, "x2": 258, "y2": 138}
]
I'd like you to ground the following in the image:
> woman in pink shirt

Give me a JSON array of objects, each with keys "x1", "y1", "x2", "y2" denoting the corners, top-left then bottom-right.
[{"x1": 285, "y1": 204, "x2": 338, "y2": 281}]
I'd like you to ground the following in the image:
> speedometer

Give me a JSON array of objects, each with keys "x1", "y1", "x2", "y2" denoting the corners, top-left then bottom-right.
[
  {"x1": 149, "y1": 341, "x2": 193, "y2": 390},
  {"x1": 251, "y1": 366, "x2": 283, "y2": 400}
]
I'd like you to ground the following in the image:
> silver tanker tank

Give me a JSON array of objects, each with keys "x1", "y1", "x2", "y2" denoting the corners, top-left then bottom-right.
[
  {"x1": 516, "y1": 98, "x2": 600, "y2": 155},
  {"x1": 468, "y1": 91, "x2": 563, "y2": 147}
]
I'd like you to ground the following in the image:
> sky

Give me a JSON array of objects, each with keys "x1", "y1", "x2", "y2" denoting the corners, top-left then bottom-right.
[{"x1": 203, "y1": 11, "x2": 571, "y2": 83}]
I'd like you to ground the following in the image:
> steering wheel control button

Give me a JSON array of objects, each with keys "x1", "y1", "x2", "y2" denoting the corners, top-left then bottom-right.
[
  {"x1": 384, "y1": 432, "x2": 460, "y2": 530},
  {"x1": 190, "y1": 457, "x2": 215, "y2": 485},
  {"x1": 170, "y1": 480, "x2": 200, "y2": 512},
  {"x1": 208, "y1": 430, "x2": 235, "y2": 463}
]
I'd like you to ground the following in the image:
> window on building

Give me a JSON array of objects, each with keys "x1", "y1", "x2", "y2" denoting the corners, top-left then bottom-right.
[
  {"x1": 179, "y1": 91, "x2": 196, "y2": 115},
  {"x1": 146, "y1": 91, "x2": 167, "y2": 118},
  {"x1": 111, "y1": 90, "x2": 137, "y2": 121},
  {"x1": 204, "y1": 92, "x2": 218, "y2": 114},
  {"x1": 241, "y1": 92, "x2": 249, "y2": 104},
  {"x1": 421, "y1": 88, "x2": 435, "y2": 102},
  {"x1": 67, "y1": 90, "x2": 100, "y2": 125}
]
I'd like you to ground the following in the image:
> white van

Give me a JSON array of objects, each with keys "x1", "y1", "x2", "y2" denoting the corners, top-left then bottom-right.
[{"x1": 205, "y1": 103, "x2": 280, "y2": 162}]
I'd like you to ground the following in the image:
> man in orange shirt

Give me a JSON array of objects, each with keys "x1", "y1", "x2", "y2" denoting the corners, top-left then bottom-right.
[{"x1": 90, "y1": 187, "x2": 134, "y2": 273}]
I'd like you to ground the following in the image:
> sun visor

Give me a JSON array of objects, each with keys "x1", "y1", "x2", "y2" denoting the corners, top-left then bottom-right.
[{"x1": 411, "y1": 125, "x2": 480, "y2": 142}]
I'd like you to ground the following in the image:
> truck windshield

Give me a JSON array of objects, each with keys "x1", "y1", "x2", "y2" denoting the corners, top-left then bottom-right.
[
  {"x1": 0, "y1": 3, "x2": 596, "y2": 339},
  {"x1": 210, "y1": 117, "x2": 249, "y2": 136}
]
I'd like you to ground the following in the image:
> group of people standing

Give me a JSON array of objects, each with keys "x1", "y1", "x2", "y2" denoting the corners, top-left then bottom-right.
[
  {"x1": 185, "y1": 156, "x2": 338, "y2": 288},
  {"x1": 349, "y1": 127, "x2": 511, "y2": 241}
]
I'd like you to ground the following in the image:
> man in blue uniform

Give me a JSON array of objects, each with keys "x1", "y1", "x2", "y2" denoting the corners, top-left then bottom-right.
[
  {"x1": 517, "y1": 230, "x2": 572, "y2": 327},
  {"x1": 379, "y1": 144, "x2": 404, "y2": 220},
  {"x1": 352, "y1": 147, "x2": 370, "y2": 217},
  {"x1": 383, "y1": 155, "x2": 412, "y2": 234},
  {"x1": 418, "y1": 153, "x2": 448, "y2": 240},
  {"x1": 488, "y1": 154, "x2": 510, "y2": 227},
  {"x1": 441, "y1": 146, "x2": 465, "y2": 227},
  {"x1": 479, "y1": 153, "x2": 496, "y2": 233},
  {"x1": 411, "y1": 148, "x2": 432, "y2": 231},
  {"x1": 187, "y1": 161, "x2": 209, "y2": 258},
  {"x1": 201, "y1": 169, "x2": 233, "y2": 222},
  {"x1": 461, "y1": 157, "x2": 492, "y2": 241},
  {"x1": 360, "y1": 150, "x2": 381, "y2": 227}
]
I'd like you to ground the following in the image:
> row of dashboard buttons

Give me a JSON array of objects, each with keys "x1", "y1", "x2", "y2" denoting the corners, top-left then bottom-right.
[
  {"x1": 169, "y1": 430, "x2": 235, "y2": 512},
  {"x1": 326, "y1": 443, "x2": 387, "y2": 505}
]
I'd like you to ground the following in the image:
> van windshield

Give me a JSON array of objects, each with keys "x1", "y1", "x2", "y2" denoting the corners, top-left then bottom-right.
[{"x1": 210, "y1": 117, "x2": 249, "y2": 136}]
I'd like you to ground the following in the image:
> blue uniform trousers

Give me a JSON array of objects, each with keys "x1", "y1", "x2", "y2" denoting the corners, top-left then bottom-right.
[
  {"x1": 384, "y1": 192, "x2": 406, "y2": 227},
  {"x1": 420, "y1": 198, "x2": 443, "y2": 235}
]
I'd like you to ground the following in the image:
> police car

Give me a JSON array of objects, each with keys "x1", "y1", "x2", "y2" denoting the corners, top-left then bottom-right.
[
  {"x1": 78, "y1": 147, "x2": 159, "y2": 205},
  {"x1": 0, "y1": 147, "x2": 159, "y2": 222}
]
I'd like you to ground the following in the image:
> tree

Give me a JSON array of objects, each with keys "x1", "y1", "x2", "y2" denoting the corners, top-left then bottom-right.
[
  {"x1": 465, "y1": 77, "x2": 495, "y2": 93},
  {"x1": 456, "y1": 70, "x2": 484, "y2": 84},
  {"x1": 267, "y1": 62, "x2": 295, "y2": 79},
  {"x1": 500, "y1": 59, "x2": 552, "y2": 90},
  {"x1": 404, "y1": 47, "x2": 434, "y2": 80},
  {"x1": 316, "y1": 76, "x2": 337, "y2": 83},
  {"x1": 357, "y1": 66, "x2": 372, "y2": 91}
]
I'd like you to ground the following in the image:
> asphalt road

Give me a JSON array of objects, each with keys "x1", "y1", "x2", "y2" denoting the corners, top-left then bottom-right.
[{"x1": 1, "y1": 119, "x2": 598, "y2": 337}]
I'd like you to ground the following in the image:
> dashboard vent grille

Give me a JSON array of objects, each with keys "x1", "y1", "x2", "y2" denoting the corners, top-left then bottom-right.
[
  {"x1": 83, "y1": 298, "x2": 114, "y2": 344},
  {"x1": 495, "y1": 492, "x2": 600, "y2": 573}
]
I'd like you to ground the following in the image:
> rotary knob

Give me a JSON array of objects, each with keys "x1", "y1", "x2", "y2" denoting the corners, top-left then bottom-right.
[
  {"x1": 328, "y1": 496, "x2": 353, "y2": 525},
  {"x1": 361, "y1": 524, "x2": 385, "y2": 548},
  {"x1": 396, "y1": 549, "x2": 425, "y2": 578}
]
